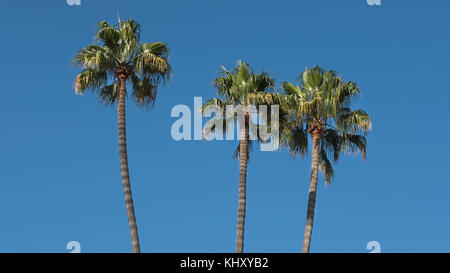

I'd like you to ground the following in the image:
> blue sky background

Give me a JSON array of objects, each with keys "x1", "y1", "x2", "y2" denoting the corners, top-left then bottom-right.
[{"x1": 0, "y1": 0, "x2": 449, "y2": 253}]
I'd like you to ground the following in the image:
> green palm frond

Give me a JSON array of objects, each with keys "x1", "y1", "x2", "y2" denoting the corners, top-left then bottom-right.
[
  {"x1": 98, "y1": 81, "x2": 119, "y2": 105},
  {"x1": 319, "y1": 148, "x2": 334, "y2": 184},
  {"x1": 117, "y1": 20, "x2": 141, "y2": 62},
  {"x1": 130, "y1": 74, "x2": 157, "y2": 107},
  {"x1": 235, "y1": 60, "x2": 251, "y2": 86},
  {"x1": 281, "y1": 126, "x2": 308, "y2": 158},
  {"x1": 321, "y1": 129, "x2": 341, "y2": 162},
  {"x1": 95, "y1": 21, "x2": 121, "y2": 53},
  {"x1": 341, "y1": 133, "x2": 367, "y2": 160},
  {"x1": 282, "y1": 82, "x2": 302, "y2": 96},
  {"x1": 300, "y1": 65, "x2": 325, "y2": 91},
  {"x1": 133, "y1": 42, "x2": 171, "y2": 83},
  {"x1": 72, "y1": 45, "x2": 117, "y2": 71},
  {"x1": 74, "y1": 69, "x2": 107, "y2": 95},
  {"x1": 337, "y1": 109, "x2": 372, "y2": 135},
  {"x1": 332, "y1": 81, "x2": 360, "y2": 109}
]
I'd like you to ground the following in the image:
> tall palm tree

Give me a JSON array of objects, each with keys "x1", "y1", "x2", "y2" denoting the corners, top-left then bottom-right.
[
  {"x1": 72, "y1": 18, "x2": 172, "y2": 253},
  {"x1": 281, "y1": 66, "x2": 372, "y2": 253},
  {"x1": 202, "y1": 61, "x2": 281, "y2": 253}
]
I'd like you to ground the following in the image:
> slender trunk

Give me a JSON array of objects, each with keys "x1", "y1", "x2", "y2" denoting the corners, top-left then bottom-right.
[
  {"x1": 302, "y1": 131, "x2": 321, "y2": 253},
  {"x1": 236, "y1": 116, "x2": 248, "y2": 253},
  {"x1": 117, "y1": 76, "x2": 141, "y2": 253}
]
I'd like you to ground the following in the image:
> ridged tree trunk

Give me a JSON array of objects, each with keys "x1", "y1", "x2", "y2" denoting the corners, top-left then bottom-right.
[
  {"x1": 117, "y1": 76, "x2": 141, "y2": 253},
  {"x1": 302, "y1": 130, "x2": 321, "y2": 253},
  {"x1": 236, "y1": 116, "x2": 249, "y2": 253}
]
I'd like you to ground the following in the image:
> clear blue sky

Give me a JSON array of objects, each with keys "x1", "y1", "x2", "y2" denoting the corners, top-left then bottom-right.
[{"x1": 0, "y1": 0, "x2": 449, "y2": 253}]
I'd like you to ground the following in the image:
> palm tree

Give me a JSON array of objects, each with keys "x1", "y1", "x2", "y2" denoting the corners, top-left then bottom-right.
[
  {"x1": 72, "y1": 18, "x2": 172, "y2": 253},
  {"x1": 281, "y1": 66, "x2": 372, "y2": 253},
  {"x1": 202, "y1": 61, "x2": 281, "y2": 253}
]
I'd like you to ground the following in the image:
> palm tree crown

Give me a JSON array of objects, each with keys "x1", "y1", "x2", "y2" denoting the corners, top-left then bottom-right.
[
  {"x1": 202, "y1": 61, "x2": 282, "y2": 157},
  {"x1": 282, "y1": 65, "x2": 372, "y2": 183},
  {"x1": 72, "y1": 19, "x2": 172, "y2": 106}
]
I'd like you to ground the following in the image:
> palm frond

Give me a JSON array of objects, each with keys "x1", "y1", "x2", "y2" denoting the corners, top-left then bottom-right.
[
  {"x1": 282, "y1": 126, "x2": 308, "y2": 158},
  {"x1": 319, "y1": 148, "x2": 334, "y2": 184},
  {"x1": 74, "y1": 69, "x2": 107, "y2": 95},
  {"x1": 95, "y1": 21, "x2": 121, "y2": 52},
  {"x1": 321, "y1": 129, "x2": 341, "y2": 162},
  {"x1": 337, "y1": 109, "x2": 372, "y2": 135},
  {"x1": 341, "y1": 133, "x2": 367, "y2": 160},
  {"x1": 130, "y1": 74, "x2": 157, "y2": 107},
  {"x1": 72, "y1": 45, "x2": 116, "y2": 71},
  {"x1": 98, "y1": 81, "x2": 119, "y2": 105},
  {"x1": 134, "y1": 42, "x2": 171, "y2": 82}
]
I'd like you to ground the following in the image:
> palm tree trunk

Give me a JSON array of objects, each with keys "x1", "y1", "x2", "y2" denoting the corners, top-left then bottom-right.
[
  {"x1": 302, "y1": 131, "x2": 321, "y2": 253},
  {"x1": 117, "y1": 77, "x2": 141, "y2": 253},
  {"x1": 236, "y1": 116, "x2": 248, "y2": 253}
]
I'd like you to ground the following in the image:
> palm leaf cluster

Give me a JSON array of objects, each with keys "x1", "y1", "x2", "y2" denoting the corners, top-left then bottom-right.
[
  {"x1": 72, "y1": 19, "x2": 171, "y2": 107},
  {"x1": 281, "y1": 66, "x2": 372, "y2": 184},
  {"x1": 201, "y1": 61, "x2": 284, "y2": 159}
]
